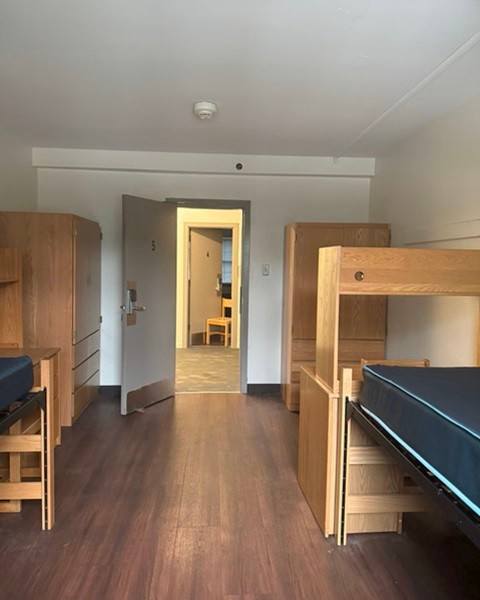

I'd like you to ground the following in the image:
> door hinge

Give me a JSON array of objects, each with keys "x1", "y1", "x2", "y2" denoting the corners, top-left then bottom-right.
[
  {"x1": 100, "y1": 315, "x2": 103, "y2": 323},
  {"x1": 73, "y1": 225, "x2": 78, "y2": 238},
  {"x1": 72, "y1": 329, "x2": 77, "y2": 342}
]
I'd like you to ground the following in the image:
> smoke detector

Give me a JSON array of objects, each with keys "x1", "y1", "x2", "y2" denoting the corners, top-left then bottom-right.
[{"x1": 193, "y1": 101, "x2": 218, "y2": 120}]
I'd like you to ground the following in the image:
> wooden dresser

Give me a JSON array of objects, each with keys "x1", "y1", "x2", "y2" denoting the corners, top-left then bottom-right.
[
  {"x1": 281, "y1": 222, "x2": 391, "y2": 411},
  {"x1": 0, "y1": 213, "x2": 101, "y2": 426}
]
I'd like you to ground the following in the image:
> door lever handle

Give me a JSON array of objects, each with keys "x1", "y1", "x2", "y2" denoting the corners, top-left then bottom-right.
[{"x1": 132, "y1": 305, "x2": 146, "y2": 312}]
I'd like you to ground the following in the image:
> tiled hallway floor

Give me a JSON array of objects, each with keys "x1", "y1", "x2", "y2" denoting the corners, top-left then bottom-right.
[{"x1": 176, "y1": 346, "x2": 240, "y2": 392}]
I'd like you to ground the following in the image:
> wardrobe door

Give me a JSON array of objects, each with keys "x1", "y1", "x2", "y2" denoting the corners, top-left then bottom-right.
[
  {"x1": 73, "y1": 217, "x2": 101, "y2": 344},
  {"x1": 292, "y1": 227, "x2": 341, "y2": 339},
  {"x1": 72, "y1": 217, "x2": 101, "y2": 420}
]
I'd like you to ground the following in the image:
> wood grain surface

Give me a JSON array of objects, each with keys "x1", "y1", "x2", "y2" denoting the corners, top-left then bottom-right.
[
  {"x1": 339, "y1": 247, "x2": 480, "y2": 295},
  {"x1": 0, "y1": 391, "x2": 478, "y2": 599}
]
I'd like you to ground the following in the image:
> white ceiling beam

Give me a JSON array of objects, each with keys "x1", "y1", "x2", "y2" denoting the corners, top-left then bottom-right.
[
  {"x1": 32, "y1": 148, "x2": 375, "y2": 177},
  {"x1": 334, "y1": 29, "x2": 480, "y2": 159}
]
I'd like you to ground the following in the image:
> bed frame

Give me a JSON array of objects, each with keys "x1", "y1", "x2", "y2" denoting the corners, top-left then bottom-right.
[
  {"x1": 347, "y1": 397, "x2": 480, "y2": 549},
  {"x1": 298, "y1": 247, "x2": 480, "y2": 545},
  {"x1": 0, "y1": 386, "x2": 54, "y2": 530}
]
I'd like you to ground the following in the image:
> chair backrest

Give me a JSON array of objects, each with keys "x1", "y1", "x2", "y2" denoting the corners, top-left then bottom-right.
[{"x1": 222, "y1": 298, "x2": 232, "y2": 317}]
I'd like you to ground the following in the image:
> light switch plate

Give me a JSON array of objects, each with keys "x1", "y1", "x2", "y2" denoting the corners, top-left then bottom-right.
[{"x1": 262, "y1": 264, "x2": 270, "y2": 276}]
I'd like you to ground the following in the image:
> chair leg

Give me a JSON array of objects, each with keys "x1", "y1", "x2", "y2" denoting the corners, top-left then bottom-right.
[{"x1": 224, "y1": 324, "x2": 228, "y2": 347}]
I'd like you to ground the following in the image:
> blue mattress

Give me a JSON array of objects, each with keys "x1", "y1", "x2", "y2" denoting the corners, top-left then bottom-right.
[
  {"x1": 360, "y1": 365, "x2": 480, "y2": 517},
  {"x1": 0, "y1": 356, "x2": 34, "y2": 412}
]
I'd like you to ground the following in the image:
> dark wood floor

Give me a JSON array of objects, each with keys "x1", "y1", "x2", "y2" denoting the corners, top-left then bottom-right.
[{"x1": 1, "y1": 392, "x2": 479, "y2": 599}]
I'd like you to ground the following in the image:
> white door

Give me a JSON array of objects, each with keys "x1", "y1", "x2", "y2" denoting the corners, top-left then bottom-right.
[
  {"x1": 188, "y1": 228, "x2": 223, "y2": 345},
  {"x1": 121, "y1": 195, "x2": 176, "y2": 414}
]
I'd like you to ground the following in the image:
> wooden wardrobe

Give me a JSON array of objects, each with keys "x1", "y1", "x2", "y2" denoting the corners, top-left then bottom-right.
[
  {"x1": 281, "y1": 222, "x2": 390, "y2": 411},
  {"x1": 0, "y1": 212, "x2": 101, "y2": 427}
]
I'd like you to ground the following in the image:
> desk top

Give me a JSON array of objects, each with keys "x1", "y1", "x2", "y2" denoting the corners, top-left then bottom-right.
[{"x1": 0, "y1": 347, "x2": 60, "y2": 365}]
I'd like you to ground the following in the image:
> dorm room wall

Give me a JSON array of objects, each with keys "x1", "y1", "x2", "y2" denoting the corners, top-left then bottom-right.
[
  {"x1": 370, "y1": 95, "x2": 480, "y2": 366},
  {"x1": 0, "y1": 126, "x2": 37, "y2": 211},
  {"x1": 36, "y1": 167, "x2": 371, "y2": 386}
]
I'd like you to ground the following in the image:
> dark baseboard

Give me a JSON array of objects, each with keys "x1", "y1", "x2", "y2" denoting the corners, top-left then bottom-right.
[
  {"x1": 190, "y1": 332, "x2": 205, "y2": 345},
  {"x1": 100, "y1": 384, "x2": 281, "y2": 397},
  {"x1": 247, "y1": 384, "x2": 281, "y2": 395},
  {"x1": 99, "y1": 385, "x2": 121, "y2": 398}
]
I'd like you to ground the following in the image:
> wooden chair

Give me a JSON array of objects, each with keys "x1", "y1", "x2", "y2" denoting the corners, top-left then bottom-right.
[{"x1": 205, "y1": 298, "x2": 232, "y2": 346}]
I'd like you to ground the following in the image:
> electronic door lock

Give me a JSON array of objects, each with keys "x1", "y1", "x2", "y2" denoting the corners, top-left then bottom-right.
[{"x1": 121, "y1": 288, "x2": 146, "y2": 315}]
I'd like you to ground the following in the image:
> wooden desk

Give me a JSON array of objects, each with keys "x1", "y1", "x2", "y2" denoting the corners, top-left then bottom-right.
[
  {"x1": 0, "y1": 348, "x2": 59, "y2": 526},
  {"x1": 0, "y1": 348, "x2": 61, "y2": 447}
]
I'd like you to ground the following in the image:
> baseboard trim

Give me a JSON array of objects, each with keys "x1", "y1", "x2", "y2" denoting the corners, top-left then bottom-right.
[
  {"x1": 99, "y1": 385, "x2": 121, "y2": 398},
  {"x1": 247, "y1": 384, "x2": 281, "y2": 395},
  {"x1": 100, "y1": 384, "x2": 281, "y2": 397}
]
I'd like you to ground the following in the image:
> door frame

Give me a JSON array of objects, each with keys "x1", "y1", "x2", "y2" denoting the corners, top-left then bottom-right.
[{"x1": 167, "y1": 198, "x2": 250, "y2": 394}]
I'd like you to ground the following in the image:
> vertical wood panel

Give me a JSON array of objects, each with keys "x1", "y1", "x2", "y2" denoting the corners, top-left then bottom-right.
[
  {"x1": 298, "y1": 367, "x2": 338, "y2": 536},
  {"x1": 293, "y1": 227, "x2": 344, "y2": 339},
  {"x1": 73, "y1": 217, "x2": 101, "y2": 343},
  {"x1": 315, "y1": 247, "x2": 341, "y2": 391},
  {"x1": 0, "y1": 248, "x2": 22, "y2": 347}
]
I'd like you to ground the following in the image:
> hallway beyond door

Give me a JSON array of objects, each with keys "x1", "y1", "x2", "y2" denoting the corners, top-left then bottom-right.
[{"x1": 176, "y1": 346, "x2": 239, "y2": 392}]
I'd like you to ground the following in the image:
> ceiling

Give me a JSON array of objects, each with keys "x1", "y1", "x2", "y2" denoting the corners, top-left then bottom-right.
[{"x1": 1, "y1": 0, "x2": 480, "y2": 158}]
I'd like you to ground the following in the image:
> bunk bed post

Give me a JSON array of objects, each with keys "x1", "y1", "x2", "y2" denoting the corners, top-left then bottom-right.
[
  {"x1": 315, "y1": 246, "x2": 341, "y2": 391},
  {"x1": 336, "y1": 367, "x2": 352, "y2": 545},
  {"x1": 40, "y1": 360, "x2": 55, "y2": 529}
]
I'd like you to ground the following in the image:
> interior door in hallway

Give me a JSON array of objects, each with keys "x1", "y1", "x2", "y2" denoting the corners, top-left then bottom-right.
[
  {"x1": 189, "y1": 228, "x2": 223, "y2": 345},
  {"x1": 121, "y1": 195, "x2": 177, "y2": 415}
]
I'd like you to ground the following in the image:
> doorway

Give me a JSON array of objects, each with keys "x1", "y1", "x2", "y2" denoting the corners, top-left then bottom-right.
[{"x1": 173, "y1": 205, "x2": 245, "y2": 393}]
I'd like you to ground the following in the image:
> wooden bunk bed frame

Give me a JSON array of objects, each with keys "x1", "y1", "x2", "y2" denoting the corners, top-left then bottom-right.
[{"x1": 298, "y1": 247, "x2": 480, "y2": 545}]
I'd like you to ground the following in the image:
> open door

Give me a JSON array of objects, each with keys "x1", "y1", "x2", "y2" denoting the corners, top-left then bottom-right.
[
  {"x1": 121, "y1": 195, "x2": 176, "y2": 415},
  {"x1": 188, "y1": 228, "x2": 223, "y2": 345}
]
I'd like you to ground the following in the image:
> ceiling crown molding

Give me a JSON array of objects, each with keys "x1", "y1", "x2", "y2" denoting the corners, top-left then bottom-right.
[{"x1": 32, "y1": 148, "x2": 375, "y2": 178}]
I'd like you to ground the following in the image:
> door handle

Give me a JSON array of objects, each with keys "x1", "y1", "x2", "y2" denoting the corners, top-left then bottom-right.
[{"x1": 121, "y1": 288, "x2": 146, "y2": 315}]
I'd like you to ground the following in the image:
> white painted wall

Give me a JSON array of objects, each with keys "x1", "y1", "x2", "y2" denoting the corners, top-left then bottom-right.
[
  {"x1": 37, "y1": 166, "x2": 370, "y2": 385},
  {"x1": 0, "y1": 126, "x2": 37, "y2": 211},
  {"x1": 370, "y1": 95, "x2": 480, "y2": 366}
]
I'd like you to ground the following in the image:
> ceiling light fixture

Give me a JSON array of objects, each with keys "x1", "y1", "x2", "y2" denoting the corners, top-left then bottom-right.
[{"x1": 193, "y1": 101, "x2": 218, "y2": 120}]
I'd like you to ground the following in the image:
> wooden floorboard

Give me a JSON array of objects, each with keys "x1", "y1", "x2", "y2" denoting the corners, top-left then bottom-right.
[{"x1": 0, "y1": 392, "x2": 479, "y2": 599}]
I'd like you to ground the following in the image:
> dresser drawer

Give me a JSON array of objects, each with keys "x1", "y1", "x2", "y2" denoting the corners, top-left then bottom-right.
[
  {"x1": 74, "y1": 330, "x2": 100, "y2": 368},
  {"x1": 73, "y1": 371, "x2": 99, "y2": 420},
  {"x1": 73, "y1": 351, "x2": 100, "y2": 392}
]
